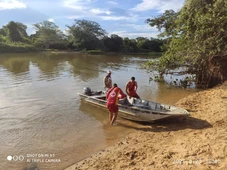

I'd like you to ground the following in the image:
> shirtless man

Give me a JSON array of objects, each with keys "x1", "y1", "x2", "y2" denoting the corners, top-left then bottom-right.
[
  {"x1": 125, "y1": 77, "x2": 140, "y2": 99},
  {"x1": 103, "y1": 70, "x2": 112, "y2": 89}
]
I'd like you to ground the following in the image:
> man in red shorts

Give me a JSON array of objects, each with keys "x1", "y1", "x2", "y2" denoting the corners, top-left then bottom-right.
[
  {"x1": 125, "y1": 77, "x2": 140, "y2": 99},
  {"x1": 106, "y1": 83, "x2": 126, "y2": 125}
]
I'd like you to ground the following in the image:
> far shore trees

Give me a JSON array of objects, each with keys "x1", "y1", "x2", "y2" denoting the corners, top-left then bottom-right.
[
  {"x1": 32, "y1": 21, "x2": 67, "y2": 49},
  {"x1": 0, "y1": 21, "x2": 30, "y2": 43},
  {"x1": 67, "y1": 19, "x2": 107, "y2": 50},
  {"x1": 0, "y1": 19, "x2": 163, "y2": 53}
]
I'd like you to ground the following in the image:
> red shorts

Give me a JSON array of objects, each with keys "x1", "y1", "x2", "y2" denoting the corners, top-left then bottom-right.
[
  {"x1": 129, "y1": 91, "x2": 140, "y2": 98},
  {"x1": 107, "y1": 103, "x2": 118, "y2": 113}
]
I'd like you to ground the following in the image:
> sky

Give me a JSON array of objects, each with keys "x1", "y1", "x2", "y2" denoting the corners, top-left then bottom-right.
[{"x1": 0, "y1": 0, "x2": 185, "y2": 38}]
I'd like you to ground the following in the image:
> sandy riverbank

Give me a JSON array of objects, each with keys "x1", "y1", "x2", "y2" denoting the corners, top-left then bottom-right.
[{"x1": 66, "y1": 82, "x2": 227, "y2": 170}]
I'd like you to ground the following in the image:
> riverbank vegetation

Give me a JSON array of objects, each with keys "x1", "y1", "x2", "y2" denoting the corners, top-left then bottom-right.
[
  {"x1": 0, "y1": 20, "x2": 163, "y2": 54},
  {"x1": 144, "y1": 0, "x2": 227, "y2": 88}
]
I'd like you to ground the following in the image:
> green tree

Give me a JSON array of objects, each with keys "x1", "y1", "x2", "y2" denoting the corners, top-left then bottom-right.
[
  {"x1": 147, "y1": 10, "x2": 178, "y2": 38},
  {"x1": 0, "y1": 28, "x2": 7, "y2": 37},
  {"x1": 102, "y1": 34, "x2": 123, "y2": 52},
  {"x1": 16, "y1": 22, "x2": 29, "y2": 38},
  {"x1": 6, "y1": 21, "x2": 23, "y2": 42},
  {"x1": 146, "y1": 0, "x2": 227, "y2": 88},
  {"x1": 136, "y1": 37, "x2": 150, "y2": 52},
  {"x1": 33, "y1": 21, "x2": 66, "y2": 49},
  {"x1": 123, "y1": 38, "x2": 138, "y2": 53},
  {"x1": 136, "y1": 37, "x2": 163, "y2": 52},
  {"x1": 149, "y1": 38, "x2": 163, "y2": 52},
  {"x1": 67, "y1": 19, "x2": 106, "y2": 50},
  {"x1": 136, "y1": 37, "x2": 147, "y2": 52},
  {"x1": 0, "y1": 28, "x2": 6, "y2": 42},
  {"x1": 0, "y1": 21, "x2": 30, "y2": 43}
]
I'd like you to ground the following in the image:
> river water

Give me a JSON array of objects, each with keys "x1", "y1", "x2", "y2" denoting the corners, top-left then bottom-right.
[{"x1": 0, "y1": 53, "x2": 197, "y2": 170}]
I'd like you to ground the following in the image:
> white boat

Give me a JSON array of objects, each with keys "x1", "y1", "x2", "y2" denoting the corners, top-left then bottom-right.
[{"x1": 78, "y1": 88, "x2": 189, "y2": 123}]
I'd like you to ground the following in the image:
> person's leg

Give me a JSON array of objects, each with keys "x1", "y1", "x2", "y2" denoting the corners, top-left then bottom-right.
[
  {"x1": 135, "y1": 93, "x2": 140, "y2": 99},
  {"x1": 133, "y1": 92, "x2": 140, "y2": 99},
  {"x1": 129, "y1": 91, "x2": 140, "y2": 99},
  {"x1": 109, "y1": 112, "x2": 113, "y2": 124},
  {"x1": 110, "y1": 112, "x2": 118, "y2": 125},
  {"x1": 107, "y1": 103, "x2": 113, "y2": 124}
]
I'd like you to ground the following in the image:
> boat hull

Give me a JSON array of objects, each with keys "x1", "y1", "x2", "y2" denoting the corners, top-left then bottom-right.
[{"x1": 78, "y1": 91, "x2": 189, "y2": 123}]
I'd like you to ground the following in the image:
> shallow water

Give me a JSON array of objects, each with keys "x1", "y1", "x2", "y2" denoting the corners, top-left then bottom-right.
[{"x1": 0, "y1": 53, "x2": 198, "y2": 170}]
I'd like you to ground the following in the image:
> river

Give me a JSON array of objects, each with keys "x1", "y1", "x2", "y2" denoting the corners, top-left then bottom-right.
[{"x1": 0, "y1": 53, "x2": 198, "y2": 170}]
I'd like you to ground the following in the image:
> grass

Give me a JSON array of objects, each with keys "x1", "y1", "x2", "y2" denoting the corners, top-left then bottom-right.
[
  {"x1": 148, "y1": 52, "x2": 162, "y2": 58},
  {"x1": 0, "y1": 42, "x2": 39, "y2": 53},
  {"x1": 87, "y1": 49, "x2": 104, "y2": 54}
]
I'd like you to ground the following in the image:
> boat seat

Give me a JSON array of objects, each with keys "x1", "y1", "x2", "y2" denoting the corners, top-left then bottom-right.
[
  {"x1": 119, "y1": 97, "x2": 132, "y2": 106},
  {"x1": 92, "y1": 91, "x2": 103, "y2": 95},
  {"x1": 119, "y1": 98, "x2": 127, "y2": 105},
  {"x1": 141, "y1": 100, "x2": 149, "y2": 106},
  {"x1": 127, "y1": 97, "x2": 135, "y2": 105}
]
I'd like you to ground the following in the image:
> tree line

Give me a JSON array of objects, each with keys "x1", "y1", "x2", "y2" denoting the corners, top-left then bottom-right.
[{"x1": 0, "y1": 20, "x2": 163, "y2": 53}]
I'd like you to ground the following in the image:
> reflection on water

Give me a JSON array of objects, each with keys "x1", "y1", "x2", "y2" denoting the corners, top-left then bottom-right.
[
  {"x1": 79, "y1": 100, "x2": 138, "y2": 141},
  {"x1": 0, "y1": 55, "x2": 30, "y2": 75},
  {"x1": 0, "y1": 53, "x2": 198, "y2": 170},
  {"x1": 79, "y1": 100, "x2": 108, "y2": 124}
]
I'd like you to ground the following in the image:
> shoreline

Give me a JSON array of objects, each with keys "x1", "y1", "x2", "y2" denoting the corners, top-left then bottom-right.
[
  {"x1": 0, "y1": 50, "x2": 162, "y2": 56},
  {"x1": 65, "y1": 82, "x2": 227, "y2": 170}
]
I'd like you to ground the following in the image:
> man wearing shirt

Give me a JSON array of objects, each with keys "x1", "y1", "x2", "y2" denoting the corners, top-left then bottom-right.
[{"x1": 106, "y1": 83, "x2": 126, "y2": 125}]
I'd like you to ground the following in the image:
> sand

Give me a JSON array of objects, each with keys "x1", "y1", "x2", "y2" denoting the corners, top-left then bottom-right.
[{"x1": 66, "y1": 82, "x2": 227, "y2": 170}]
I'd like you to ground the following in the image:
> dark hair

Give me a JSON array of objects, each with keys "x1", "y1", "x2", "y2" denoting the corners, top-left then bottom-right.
[
  {"x1": 113, "y1": 83, "x2": 118, "y2": 87},
  {"x1": 131, "y1": 77, "x2": 135, "y2": 80}
]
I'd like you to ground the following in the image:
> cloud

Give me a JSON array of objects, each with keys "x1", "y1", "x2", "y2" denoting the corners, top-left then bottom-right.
[
  {"x1": 67, "y1": 14, "x2": 137, "y2": 22},
  {"x1": 63, "y1": 0, "x2": 136, "y2": 22},
  {"x1": 63, "y1": 29, "x2": 69, "y2": 35},
  {"x1": 66, "y1": 15, "x2": 136, "y2": 22},
  {"x1": 0, "y1": 0, "x2": 26, "y2": 10},
  {"x1": 117, "y1": 23, "x2": 156, "y2": 32},
  {"x1": 63, "y1": 0, "x2": 92, "y2": 10},
  {"x1": 109, "y1": 30, "x2": 158, "y2": 39},
  {"x1": 99, "y1": 15, "x2": 136, "y2": 21},
  {"x1": 131, "y1": 0, "x2": 184, "y2": 13},
  {"x1": 89, "y1": 8, "x2": 111, "y2": 15},
  {"x1": 48, "y1": 18, "x2": 55, "y2": 22},
  {"x1": 109, "y1": 23, "x2": 158, "y2": 38},
  {"x1": 105, "y1": 1, "x2": 118, "y2": 6},
  {"x1": 66, "y1": 8, "x2": 138, "y2": 22},
  {"x1": 66, "y1": 15, "x2": 85, "y2": 19}
]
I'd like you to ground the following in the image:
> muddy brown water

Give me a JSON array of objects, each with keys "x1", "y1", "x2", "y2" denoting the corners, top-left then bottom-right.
[{"x1": 0, "y1": 53, "x2": 198, "y2": 170}]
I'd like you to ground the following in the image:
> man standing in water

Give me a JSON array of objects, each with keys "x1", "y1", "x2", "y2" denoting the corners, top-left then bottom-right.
[
  {"x1": 126, "y1": 77, "x2": 140, "y2": 99},
  {"x1": 103, "y1": 70, "x2": 112, "y2": 89},
  {"x1": 106, "y1": 83, "x2": 126, "y2": 125}
]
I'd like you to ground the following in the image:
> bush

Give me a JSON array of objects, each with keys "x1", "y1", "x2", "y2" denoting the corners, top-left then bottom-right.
[{"x1": 0, "y1": 42, "x2": 39, "y2": 53}]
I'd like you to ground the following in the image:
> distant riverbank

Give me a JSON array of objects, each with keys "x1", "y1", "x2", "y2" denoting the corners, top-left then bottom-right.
[{"x1": 0, "y1": 43, "x2": 162, "y2": 57}]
